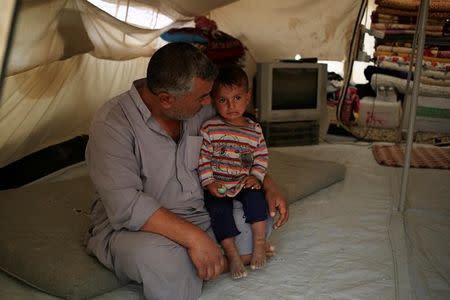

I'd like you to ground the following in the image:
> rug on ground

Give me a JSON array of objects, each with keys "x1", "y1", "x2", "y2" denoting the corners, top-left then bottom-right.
[{"x1": 372, "y1": 143, "x2": 450, "y2": 169}]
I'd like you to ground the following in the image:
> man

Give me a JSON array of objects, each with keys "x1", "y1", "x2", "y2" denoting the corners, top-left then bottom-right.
[{"x1": 85, "y1": 42, "x2": 289, "y2": 300}]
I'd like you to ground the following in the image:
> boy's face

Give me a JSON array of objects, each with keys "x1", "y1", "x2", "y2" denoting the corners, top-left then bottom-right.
[{"x1": 213, "y1": 84, "x2": 250, "y2": 124}]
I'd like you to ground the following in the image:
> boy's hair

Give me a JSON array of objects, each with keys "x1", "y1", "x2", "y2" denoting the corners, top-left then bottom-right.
[
  {"x1": 211, "y1": 66, "x2": 249, "y2": 98},
  {"x1": 146, "y1": 42, "x2": 218, "y2": 97}
]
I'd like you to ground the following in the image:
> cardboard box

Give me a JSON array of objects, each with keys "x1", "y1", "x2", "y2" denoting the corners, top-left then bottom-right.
[{"x1": 358, "y1": 97, "x2": 402, "y2": 128}]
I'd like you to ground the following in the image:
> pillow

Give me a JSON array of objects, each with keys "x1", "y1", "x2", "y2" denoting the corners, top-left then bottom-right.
[
  {"x1": 0, "y1": 177, "x2": 123, "y2": 299},
  {"x1": 206, "y1": 31, "x2": 245, "y2": 63},
  {"x1": 160, "y1": 28, "x2": 209, "y2": 44},
  {"x1": 268, "y1": 150, "x2": 346, "y2": 203}
]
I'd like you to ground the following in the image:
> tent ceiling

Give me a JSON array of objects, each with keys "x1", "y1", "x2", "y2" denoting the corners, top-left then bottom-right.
[
  {"x1": 6, "y1": 0, "x2": 362, "y2": 76},
  {"x1": 164, "y1": 0, "x2": 238, "y2": 17},
  {"x1": 6, "y1": 0, "x2": 239, "y2": 76},
  {"x1": 93, "y1": 0, "x2": 238, "y2": 16}
]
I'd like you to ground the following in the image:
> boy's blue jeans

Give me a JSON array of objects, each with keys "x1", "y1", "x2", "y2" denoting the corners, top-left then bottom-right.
[{"x1": 204, "y1": 189, "x2": 268, "y2": 242}]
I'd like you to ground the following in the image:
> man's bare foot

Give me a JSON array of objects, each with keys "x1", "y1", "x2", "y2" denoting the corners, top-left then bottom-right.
[
  {"x1": 250, "y1": 238, "x2": 266, "y2": 270},
  {"x1": 228, "y1": 254, "x2": 247, "y2": 279}
]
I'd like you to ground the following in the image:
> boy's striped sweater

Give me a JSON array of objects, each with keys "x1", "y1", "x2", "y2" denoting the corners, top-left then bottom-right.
[{"x1": 198, "y1": 116, "x2": 268, "y2": 197}]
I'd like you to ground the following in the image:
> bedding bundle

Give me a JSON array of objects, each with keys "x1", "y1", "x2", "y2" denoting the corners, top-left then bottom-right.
[
  {"x1": 160, "y1": 16, "x2": 246, "y2": 66},
  {"x1": 367, "y1": 0, "x2": 450, "y2": 133}
]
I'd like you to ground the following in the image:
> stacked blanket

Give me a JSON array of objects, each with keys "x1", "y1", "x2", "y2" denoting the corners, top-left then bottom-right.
[{"x1": 368, "y1": 0, "x2": 450, "y2": 133}]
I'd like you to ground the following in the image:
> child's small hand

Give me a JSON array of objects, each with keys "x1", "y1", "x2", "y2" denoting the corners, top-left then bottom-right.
[
  {"x1": 243, "y1": 175, "x2": 261, "y2": 190},
  {"x1": 207, "y1": 182, "x2": 226, "y2": 198}
]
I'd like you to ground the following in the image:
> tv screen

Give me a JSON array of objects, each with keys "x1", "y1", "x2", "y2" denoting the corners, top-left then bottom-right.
[
  {"x1": 272, "y1": 68, "x2": 318, "y2": 110},
  {"x1": 255, "y1": 62, "x2": 327, "y2": 123}
]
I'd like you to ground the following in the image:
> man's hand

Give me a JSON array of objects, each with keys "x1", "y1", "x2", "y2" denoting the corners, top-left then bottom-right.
[
  {"x1": 243, "y1": 175, "x2": 262, "y2": 189},
  {"x1": 187, "y1": 234, "x2": 226, "y2": 280},
  {"x1": 206, "y1": 181, "x2": 226, "y2": 198},
  {"x1": 140, "y1": 207, "x2": 225, "y2": 280},
  {"x1": 263, "y1": 175, "x2": 289, "y2": 229}
]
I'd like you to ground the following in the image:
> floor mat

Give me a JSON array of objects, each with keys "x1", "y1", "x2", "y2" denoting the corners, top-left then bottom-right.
[{"x1": 372, "y1": 144, "x2": 450, "y2": 169}]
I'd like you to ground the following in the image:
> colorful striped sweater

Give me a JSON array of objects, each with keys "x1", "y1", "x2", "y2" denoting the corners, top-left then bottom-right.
[{"x1": 198, "y1": 116, "x2": 269, "y2": 197}]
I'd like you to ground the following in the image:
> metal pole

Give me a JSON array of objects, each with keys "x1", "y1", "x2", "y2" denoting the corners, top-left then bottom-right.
[
  {"x1": 398, "y1": 0, "x2": 429, "y2": 212},
  {"x1": 0, "y1": 0, "x2": 19, "y2": 101}
]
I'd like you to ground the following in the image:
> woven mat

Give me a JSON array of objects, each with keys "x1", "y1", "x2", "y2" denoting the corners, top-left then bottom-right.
[{"x1": 372, "y1": 144, "x2": 450, "y2": 169}]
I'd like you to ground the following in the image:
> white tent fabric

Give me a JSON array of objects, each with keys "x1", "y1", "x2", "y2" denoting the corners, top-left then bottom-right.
[
  {"x1": 0, "y1": 0, "x2": 237, "y2": 167},
  {"x1": 1, "y1": 54, "x2": 149, "y2": 167},
  {"x1": 0, "y1": 0, "x2": 363, "y2": 167},
  {"x1": 210, "y1": 0, "x2": 362, "y2": 63},
  {"x1": 0, "y1": 0, "x2": 16, "y2": 82},
  {"x1": 7, "y1": 0, "x2": 236, "y2": 76}
]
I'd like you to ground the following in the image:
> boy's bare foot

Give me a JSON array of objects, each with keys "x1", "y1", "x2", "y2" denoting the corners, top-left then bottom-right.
[
  {"x1": 228, "y1": 255, "x2": 247, "y2": 279},
  {"x1": 265, "y1": 242, "x2": 276, "y2": 258},
  {"x1": 250, "y1": 238, "x2": 266, "y2": 270}
]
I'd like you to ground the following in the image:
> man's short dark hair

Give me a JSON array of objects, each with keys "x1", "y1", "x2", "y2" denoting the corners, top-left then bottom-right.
[
  {"x1": 211, "y1": 66, "x2": 249, "y2": 98},
  {"x1": 146, "y1": 42, "x2": 218, "y2": 96}
]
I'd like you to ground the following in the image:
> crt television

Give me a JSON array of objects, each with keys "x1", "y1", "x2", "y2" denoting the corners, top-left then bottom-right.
[{"x1": 255, "y1": 62, "x2": 327, "y2": 123}]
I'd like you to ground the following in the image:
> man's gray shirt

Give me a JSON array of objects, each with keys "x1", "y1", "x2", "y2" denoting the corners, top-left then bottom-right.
[{"x1": 85, "y1": 79, "x2": 215, "y2": 268}]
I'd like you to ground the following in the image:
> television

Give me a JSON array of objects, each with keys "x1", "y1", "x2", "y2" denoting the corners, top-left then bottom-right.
[{"x1": 255, "y1": 62, "x2": 327, "y2": 123}]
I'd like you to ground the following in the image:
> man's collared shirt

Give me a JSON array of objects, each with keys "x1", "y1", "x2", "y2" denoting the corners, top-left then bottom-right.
[{"x1": 86, "y1": 79, "x2": 215, "y2": 266}]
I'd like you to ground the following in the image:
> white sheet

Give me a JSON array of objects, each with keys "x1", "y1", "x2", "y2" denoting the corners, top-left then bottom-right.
[
  {"x1": 200, "y1": 143, "x2": 449, "y2": 300},
  {"x1": 25, "y1": 143, "x2": 450, "y2": 300},
  {"x1": 200, "y1": 143, "x2": 396, "y2": 299}
]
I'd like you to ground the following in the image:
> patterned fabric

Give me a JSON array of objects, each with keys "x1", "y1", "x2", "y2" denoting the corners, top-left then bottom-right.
[
  {"x1": 198, "y1": 116, "x2": 268, "y2": 197},
  {"x1": 366, "y1": 65, "x2": 450, "y2": 87},
  {"x1": 372, "y1": 28, "x2": 444, "y2": 38},
  {"x1": 376, "y1": 45, "x2": 450, "y2": 59},
  {"x1": 379, "y1": 61, "x2": 450, "y2": 80},
  {"x1": 372, "y1": 23, "x2": 443, "y2": 32},
  {"x1": 370, "y1": 73, "x2": 450, "y2": 97},
  {"x1": 376, "y1": 53, "x2": 450, "y2": 65},
  {"x1": 378, "y1": 41, "x2": 450, "y2": 51},
  {"x1": 421, "y1": 76, "x2": 450, "y2": 87},
  {"x1": 375, "y1": 0, "x2": 450, "y2": 12},
  {"x1": 376, "y1": 0, "x2": 420, "y2": 11},
  {"x1": 376, "y1": 6, "x2": 450, "y2": 19},
  {"x1": 371, "y1": 12, "x2": 446, "y2": 25},
  {"x1": 372, "y1": 144, "x2": 450, "y2": 169}
]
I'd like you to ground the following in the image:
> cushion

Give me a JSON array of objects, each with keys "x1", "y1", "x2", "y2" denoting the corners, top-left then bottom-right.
[
  {"x1": 268, "y1": 150, "x2": 346, "y2": 203},
  {"x1": 0, "y1": 177, "x2": 123, "y2": 300},
  {"x1": 0, "y1": 271, "x2": 61, "y2": 300}
]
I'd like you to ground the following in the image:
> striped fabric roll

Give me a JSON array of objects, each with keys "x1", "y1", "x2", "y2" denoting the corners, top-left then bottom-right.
[{"x1": 198, "y1": 116, "x2": 268, "y2": 197}]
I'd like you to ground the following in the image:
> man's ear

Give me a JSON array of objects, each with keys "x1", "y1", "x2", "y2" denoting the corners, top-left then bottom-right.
[
  {"x1": 158, "y1": 92, "x2": 175, "y2": 109},
  {"x1": 245, "y1": 89, "x2": 252, "y2": 106}
]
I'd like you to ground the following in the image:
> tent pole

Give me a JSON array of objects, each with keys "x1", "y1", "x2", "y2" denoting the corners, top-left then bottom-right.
[
  {"x1": 398, "y1": 0, "x2": 429, "y2": 213},
  {"x1": 0, "y1": 0, "x2": 19, "y2": 100}
]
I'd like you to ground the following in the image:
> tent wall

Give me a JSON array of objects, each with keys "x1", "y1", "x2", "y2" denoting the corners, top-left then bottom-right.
[
  {"x1": 0, "y1": 0, "x2": 363, "y2": 167},
  {"x1": 0, "y1": 0, "x2": 17, "y2": 94},
  {"x1": 211, "y1": 0, "x2": 362, "y2": 63},
  {"x1": 0, "y1": 54, "x2": 148, "y2": 167}
]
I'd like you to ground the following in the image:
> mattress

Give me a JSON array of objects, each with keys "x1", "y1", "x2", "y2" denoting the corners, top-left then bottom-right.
[
  {"x1": 201, "y1": 143, "x2": 450, "y2": 299},
  {"x1": 1, "y1": 143, "x2": 449, "y2": 299}
]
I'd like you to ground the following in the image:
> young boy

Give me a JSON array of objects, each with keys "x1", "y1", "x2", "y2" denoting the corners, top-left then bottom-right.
[{"x1": 198, "y1": 66, "x2": 269, "y2": 279}]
